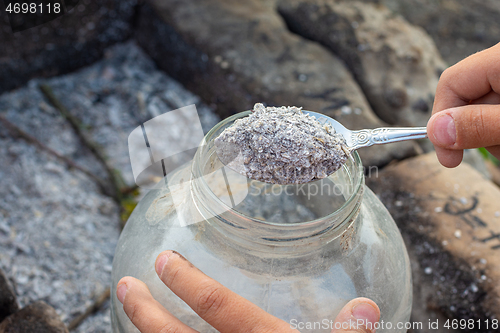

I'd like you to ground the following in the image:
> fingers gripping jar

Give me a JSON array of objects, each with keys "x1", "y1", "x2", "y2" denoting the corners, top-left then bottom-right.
[{"x1": 111, "y1": 111, "x2": 412, "y2": 333}]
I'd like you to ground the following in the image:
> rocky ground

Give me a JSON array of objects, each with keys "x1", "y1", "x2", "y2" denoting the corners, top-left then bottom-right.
[
  {"x1": 0, "y1": 41, "x2": 218, "y2": 332},
  {"x1": 0, "y1": 0, "x2": 138, "y2": 93},
  {"x1": 1, "y1": 0, "x2": 500, "y2": 332}
]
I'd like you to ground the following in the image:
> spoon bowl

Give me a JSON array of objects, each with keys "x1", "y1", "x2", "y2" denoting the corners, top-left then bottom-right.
[{"x1": 215, "y1": 109, "x2": 428, "y2": 184}]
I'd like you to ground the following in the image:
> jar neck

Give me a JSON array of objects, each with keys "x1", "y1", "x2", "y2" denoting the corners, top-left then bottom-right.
[{"x1": 190, "y1": 112, "x2": 365, "y2": 254}]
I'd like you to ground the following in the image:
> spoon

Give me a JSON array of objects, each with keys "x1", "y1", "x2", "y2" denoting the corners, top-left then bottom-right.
[
  {"x1": 215, "y1": 109, "x2": 428, "y2": 184},
  {"x1": 302, "y1": 111, "x2": 427, "y2": 152}
]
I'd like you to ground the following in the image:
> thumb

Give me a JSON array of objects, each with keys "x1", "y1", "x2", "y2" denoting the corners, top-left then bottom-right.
[
  {"x1": 427, "y1": 105, "x2": 500, "y2": 150},
  {"x1": 331, "y1": 298, "x2": 380, "y2": 333}
]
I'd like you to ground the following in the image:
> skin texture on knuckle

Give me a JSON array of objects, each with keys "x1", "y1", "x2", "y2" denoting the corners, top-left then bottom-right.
[
  {"x1": 433, "y1": 75, "x2": 462, "y2": 114},
  {"x1": 438, "y1": 66, "x2": 454, "y2": 87},
  {"x1": 472, "y1": 106, "x2": 488, "y2": 145},
  {"x1": 433, "y1": 78, "x2": 450, "y2": 107},
  {"x1": 460, "y1": 106, "x2": 489, "y2": 148},
  {"x1": 486, "y1": 64, "x2": 500, "y2": 91},
  {"x1": 194, "y1": 283, "x2": 228, "y2": 319},
  {"x1": 438, "y1": 66, "x2": 462, "y2": 93}
]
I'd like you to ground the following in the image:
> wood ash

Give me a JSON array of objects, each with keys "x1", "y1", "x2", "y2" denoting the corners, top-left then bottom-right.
[{"x1": 215, "y1": 103, "x2": 348, "y2": 184}]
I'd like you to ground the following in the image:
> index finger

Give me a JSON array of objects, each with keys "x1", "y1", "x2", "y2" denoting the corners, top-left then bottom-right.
[
  {"x1": 155, "y1": 251, "x2": 297, "y2": 333},
  {"x1": 433, "y1": 42, "x2": 500, "y2": 114}
]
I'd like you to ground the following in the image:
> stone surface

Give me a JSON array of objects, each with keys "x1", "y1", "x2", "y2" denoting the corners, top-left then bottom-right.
[
  {"x1": 359, "y1": 0, "x2": 500, "y2": 66},
  {"x1": 0, "y1": 0, "x2": 137, "y2": 94},
  {"x1": 38, "y1": 41, "x2": 219, "y2": 188},
  {"x1": 0, "y1": 41, "x2": 218, "y2": 331},
  {"x1": 0, "y1": 301, "x2": 68, "y2": 333},
  {"x1": 135, "y1": 0, "x2": 418, "y2": 168},
  {"x1": 0, "y1": 268, "x2": 18, "y2": 323},
  {"x1": 367, "y1": 153, "x2": 500, "y2": 332},
  {"x1": 486, "y1": 161, "x2": 500, "y2": 188},
  {"x1": 462, "y1": 149, "x2": 491, "y2": 180},
  {"x1": 0, "y1": 109, "x2": 119, "y2": 327},
  {"x1": 278, "y1": 0, "x2": 446, "y2": 126},
  {"x1": 72, "y1": 301, "x2": 111, "y2": 333}
]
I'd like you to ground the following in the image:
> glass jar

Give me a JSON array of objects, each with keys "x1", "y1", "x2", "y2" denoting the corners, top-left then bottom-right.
[{"x1": 111, "y1": 111, "x2": 412, "y2": 333}]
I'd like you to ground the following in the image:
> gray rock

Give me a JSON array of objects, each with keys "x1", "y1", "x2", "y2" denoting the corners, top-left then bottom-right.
[
  {"x1": 0, "y1": 268, "x2": 18, "y2": 323},
  {"x1": 0, "y1": 41, "x2": 219, "y2": 331},
  {"x1": 0, "y1": 0, "x2": 137, "y2": 94},
  {"x1": 278, "y1": 0, "x2": 447, "y2": 126},
  {"x1": 359, "y1": 0, "x2": 500, "y2": 66},
  {"x1": 0, "y1": 301, "x2": 68, "y2": 333},
  {"x1": 42, "y1": 41, "x2": 219, "y2": 188},
  {"x1": 135, "y1": 0, "x2": 418, "y2": 168},
  {"x1": 0, "y1": 129, "x2": 119, "y2": 326},
  {"x1": 73, "y1": 301, "x2": 111, "y2": 333}
]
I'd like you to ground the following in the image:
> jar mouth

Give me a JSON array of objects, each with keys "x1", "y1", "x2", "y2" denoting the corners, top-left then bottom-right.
[{"x1": 192, "y1": 110, "x2": 364, "y2": 229}]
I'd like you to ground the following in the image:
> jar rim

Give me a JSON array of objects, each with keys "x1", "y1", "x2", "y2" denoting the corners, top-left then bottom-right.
[{"x1": 193, "y1": 110, "x2": 365, "y2": 228}]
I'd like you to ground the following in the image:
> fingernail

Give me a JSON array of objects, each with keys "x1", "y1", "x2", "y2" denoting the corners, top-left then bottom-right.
[
  {"x1": 352, "y1": 302, "x2": 379, "y2": 332},
  {"x1": 432, "y1": 113, "x2": 456, "y2": 146},
  {"x1": 155, "y1": 251, "x2": 173, "y2": 276},
  {"x1": 116, "y1": 283, "x2": 127, "y2": 304}
]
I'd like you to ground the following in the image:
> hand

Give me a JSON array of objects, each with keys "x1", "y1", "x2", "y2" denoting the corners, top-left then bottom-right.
[
  {"x1": 116, "y1": 250, "x2": 380, "y2": 333},
  {"x1": 427, "y1": 42, "x2": 500, "y2": 167}
]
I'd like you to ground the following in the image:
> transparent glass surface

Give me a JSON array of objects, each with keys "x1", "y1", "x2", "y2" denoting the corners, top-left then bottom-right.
[{"x1": 111, "y1": 112, "x2": 412, "y2": 333}]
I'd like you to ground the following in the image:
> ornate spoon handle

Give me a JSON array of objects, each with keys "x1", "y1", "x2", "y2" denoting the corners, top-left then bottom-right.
[{"x1": 349, "y1": 127, "x2": 428, "y2": 150}]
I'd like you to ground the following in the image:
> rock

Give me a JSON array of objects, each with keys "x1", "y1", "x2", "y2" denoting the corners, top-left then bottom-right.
[
  {"x1": 72, "y1": 301, "x2": 111, "y2": 333},
  {"x1": 0, "y1": 301, "x2": 68, "y2": 333},
  {"x1": 367, "y1": 153, "x2": 500, "y2": 332},
  {"x1": 0, "y1": 41, "x2": 219, "y2": 330},
  {"x1": 462, "y1": 149, "x2": 491, "y2": 180},
  {"x1": 0, "y1": 119, "x2": 119, "y2": 326},
  {"x1": 278, "y1": 0, "x2": 447, "y2": 126},
  {"x1": 0, "y1": 0, "x2": 137, "y2": 94},
  {"x1": 134, "y1": 0, "x2": 418, "y2": 167},
  {"x1": 358, "y1": 0, "x2": 500, "y2": 65},
  {"x1": 37, "y1": 41, "x2": 219, "y2": 188},
  {"x1": 0, "y1": 268, "x2": 18, "y2": 323},
  {"x1": 485, "y1": 161, "x2": 500, "y2": 188}
]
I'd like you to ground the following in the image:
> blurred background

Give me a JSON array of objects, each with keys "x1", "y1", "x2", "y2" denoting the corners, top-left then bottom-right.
[{"x1": 1, "y1": 0, "x2": 500, "y2": 332}]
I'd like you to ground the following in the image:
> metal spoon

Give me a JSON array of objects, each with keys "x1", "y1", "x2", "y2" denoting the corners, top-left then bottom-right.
[
  {"x1": 215, "y1": 110, "x2": 427, "y2": 184},
  {"x1": 303, "y1": 111, "x2": 427, "y2": 152}
]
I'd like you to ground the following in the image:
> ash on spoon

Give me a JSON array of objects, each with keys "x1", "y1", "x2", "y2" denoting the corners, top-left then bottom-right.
[{"x1": 215, "y1": 103, "x2": 349, "y2": 184}]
